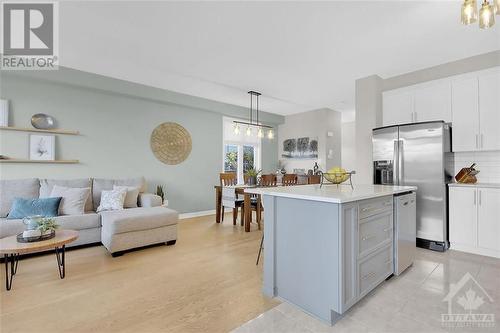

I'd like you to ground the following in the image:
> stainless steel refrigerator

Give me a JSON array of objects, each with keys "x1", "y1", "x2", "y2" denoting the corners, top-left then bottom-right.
[{"x1": 372, "y1": 121, "x2": 454, "y2": 251}]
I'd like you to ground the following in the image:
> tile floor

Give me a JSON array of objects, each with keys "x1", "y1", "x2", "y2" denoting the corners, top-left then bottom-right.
[{"x1": 232, "y1": 248, "x2": 500, "y2": 333}]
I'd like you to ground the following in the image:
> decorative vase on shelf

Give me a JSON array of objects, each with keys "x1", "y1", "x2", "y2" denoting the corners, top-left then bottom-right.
[{"x1": 31, "y1": 113, "x2": 56, "y2": 129}]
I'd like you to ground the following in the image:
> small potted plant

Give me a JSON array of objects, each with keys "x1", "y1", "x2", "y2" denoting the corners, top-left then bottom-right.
[
  {"x1": 245, "y1": 168, "x2": 262, "y2": 185},
  {"x1": 156, "y1": 185, "x2": 165, "y2": 204},
  {"x1": 37, "y1": 217, "x2": 59, "y2": 235}
]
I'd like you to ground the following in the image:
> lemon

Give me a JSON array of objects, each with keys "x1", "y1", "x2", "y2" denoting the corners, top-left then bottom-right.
[{"x1": 325, "y1": 167, "x2": 349, "y2": 184}]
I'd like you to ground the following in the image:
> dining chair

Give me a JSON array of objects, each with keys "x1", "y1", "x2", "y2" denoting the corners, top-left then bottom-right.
[
  {"x1": 219, "y1": 172, "x2": 244, "y2": 225},
  {"x1": 282, "y1": 174, "x2": 298, "y2": 186},
  {"x1": 260, "y1": 174, "x2": 277, "y2": 187},
  {"x1": 255, "y1": 174, "x2": 278, "y2": 265},
  {"x1": 307, "y1": 175, "x2": 321, "y2": 184}
]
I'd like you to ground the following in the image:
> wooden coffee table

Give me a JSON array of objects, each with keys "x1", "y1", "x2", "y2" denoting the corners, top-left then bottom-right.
[{"x1": 0, "y1": 229, "x2": 78, "y2": 290}]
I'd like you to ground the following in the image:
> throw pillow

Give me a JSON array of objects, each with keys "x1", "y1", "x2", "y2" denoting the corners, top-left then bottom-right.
[
  {"x1": 113, "y1": 185, "x2": 139, "y2": 208},
  {"x1": 50, "y1": 185, "x2": 91, "y2": 215},
  {"x1": 7, "y1": 197, "x2": 62, "y2": 219},
  {"x1": 96, "y1": 189, "x2": 127, "y2": 213}
]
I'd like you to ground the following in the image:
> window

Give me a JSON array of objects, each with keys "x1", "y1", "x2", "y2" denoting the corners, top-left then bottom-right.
[{"x1": 223, "y1": 117, "x2": 261, "y2": 184}]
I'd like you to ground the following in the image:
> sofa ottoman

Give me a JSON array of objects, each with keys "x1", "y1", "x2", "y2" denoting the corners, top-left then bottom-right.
[{"x1": 99, "y1": 206, "x2": 178, "y2": 256}]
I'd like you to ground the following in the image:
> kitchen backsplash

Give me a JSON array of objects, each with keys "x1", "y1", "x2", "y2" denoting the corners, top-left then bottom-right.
[{"x1": 448, "y1": 151, "x2": 500, "y2": 183}]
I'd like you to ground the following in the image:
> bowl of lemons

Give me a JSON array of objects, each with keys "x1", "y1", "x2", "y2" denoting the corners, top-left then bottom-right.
[{"x1": 323, "y1": 167, "x2": 351, "y2": 184}]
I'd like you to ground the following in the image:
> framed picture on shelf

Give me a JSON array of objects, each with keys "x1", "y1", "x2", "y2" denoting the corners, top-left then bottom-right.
[{"x1": 29, "y1": 134, "x2": 55, "y2": 161}]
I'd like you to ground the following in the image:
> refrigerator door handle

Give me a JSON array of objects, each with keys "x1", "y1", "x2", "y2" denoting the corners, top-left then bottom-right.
[
  {"x1": 393, "y1": 140, "x2": 399, "y2": 185},
  {"x1": 398, "y1": 140, "x2": 404, "y2": 185}
]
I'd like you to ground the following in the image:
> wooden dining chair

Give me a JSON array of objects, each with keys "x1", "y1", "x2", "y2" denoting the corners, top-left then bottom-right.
[
  {"x1": 282, "y1": 174, "x2": 298, "y2": 186},
  {"x1": 260, "y1": 174, "x2": 277, "y2": 187},
  {"x1": 255, "y1": 175, "x2": 280, "y2": 265},
  {"x1": 219, "y1": 173, "x2": 244, "y2": 225},
  {"x1": 307, "y1": 175, "x2": 321, "y2": 184}
]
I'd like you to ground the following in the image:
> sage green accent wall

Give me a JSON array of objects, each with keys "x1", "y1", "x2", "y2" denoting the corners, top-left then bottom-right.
[{"x1": 0, "y1": 68, "x2": 283, "y2": 213}]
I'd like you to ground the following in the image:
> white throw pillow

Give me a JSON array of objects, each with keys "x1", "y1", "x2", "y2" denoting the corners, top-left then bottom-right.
[
  {"x1": 50, "y1": 185, "x2": 91, "y2": 215},
  {"x1": 97, "y1": 189, "x2": 127, "y2": 213},
  {"x1": 113, "y1": 185, "x2": 139, "y2": 208}
]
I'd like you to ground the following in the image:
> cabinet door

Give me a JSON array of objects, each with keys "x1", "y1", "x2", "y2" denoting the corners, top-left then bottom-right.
[
  {"x1": 340, "y1": 203, "x2": 358, "y2": 312},
  {"x1": 478, "y1": 69, "x2": 500, "y2": 151},
  {"x1": 477, "y1": 188, "x2": 500, "y2": 252},
  {"x1": 382, "y1": 89, "x2": 413, "y2": 126},
  {"x1": 451, "y1": 77, "x2": 479, "y2": 152},
  {"x1": 449, "y1": 187, "x2": 477, "y2": 247},
  {"x1": 414, "y1": 81, "x2": 452, "y2": 123}
]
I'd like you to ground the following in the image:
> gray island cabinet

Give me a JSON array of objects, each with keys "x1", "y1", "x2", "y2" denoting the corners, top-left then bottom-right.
[{"x1": 246, "y1": 184, "x2": 417, "y2": 325}]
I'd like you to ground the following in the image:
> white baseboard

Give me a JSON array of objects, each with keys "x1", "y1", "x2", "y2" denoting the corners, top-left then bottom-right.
[
  {"x1": 179, "y1": 209, "x2": 216, "y2": 220},
  {"x1": 450, "y1": 243, "x2": 500, "y2": 259}
]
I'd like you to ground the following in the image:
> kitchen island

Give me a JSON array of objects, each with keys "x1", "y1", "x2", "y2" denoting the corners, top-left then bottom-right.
[{"x1": 246, "y1": 184, "x2": 417, "y2": 325}]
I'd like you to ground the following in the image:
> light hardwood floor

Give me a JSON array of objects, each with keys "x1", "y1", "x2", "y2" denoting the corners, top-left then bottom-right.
[{"x1": 0, "y1": 214, "x2": 279, "y2": 333}]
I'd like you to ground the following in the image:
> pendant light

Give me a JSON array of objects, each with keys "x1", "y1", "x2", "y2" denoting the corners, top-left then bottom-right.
[
  {"x1": 461, "y1": 0, "x2": 478, "y2": 24},
  {"x1": 461, "y1": 0, "x2": 496, "y2": 27},
  {"x1": 479, "y1": 0, "x2": 495, "y2": 28},
  {"x1": 233, "y1": 91, "x2": 274, "y2": 139}
]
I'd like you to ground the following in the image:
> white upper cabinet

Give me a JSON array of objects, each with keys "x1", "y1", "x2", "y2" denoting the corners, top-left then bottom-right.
[
  {"x1": 414, "y1": 80, "x2": 452, "y2": 123},
  {"x1": 478, "y1": 69, "x2": 500, "y2": 151},
  {"x1": 382, "y1": 89, "x2": 413, "y2": 126},
  {"x1": 451, "y1": 76, "x2": 479, "y2": 152},
  {"x1": 383, "y1": 80, "x2": 451, "y2": 127},
  {"x1": 383, "y1": 66, "x2": 500, "y2": 152}
]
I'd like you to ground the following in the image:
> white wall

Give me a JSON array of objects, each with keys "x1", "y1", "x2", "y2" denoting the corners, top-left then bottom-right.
[
  {"x1": 355, "y1": 75, "x2": 383, "y2": 185},
  {"x1": 341, "y1": 111, "x2": 356, "y2": 172},
  {"x1": 277, "y1": 108, "x2": 341, "y2": 174}
]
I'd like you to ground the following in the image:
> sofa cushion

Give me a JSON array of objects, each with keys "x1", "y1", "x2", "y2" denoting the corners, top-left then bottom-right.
[
  {"x1": 100, "y1": 207, "x2": 178, "y2": 235},
  {"x1": 93, "y1": 177, "x2": 146, "y2": 211},
  {"x1": 113, "y1": 185, "x2": 140, "y2": 208},
  {"x1": 52, "y1": 213, "x2": 100, "y2": 231},
  {"x1": 0, "y1": 178, "x2": 40, "y2": 218},
  {"x1": 7, "y1": 197, "x2": 62, "y2": 219},
  {"x1": 0, "y1": 218, "x2": 25, "y2": 238},
  {"x1": 0, "y1": 213, "x2": 101, "y2": 238},
  {"x1": 40, "y1": 179, "x2": 93, "y2": 212},
  {"x1": 50, "y1": 185, "x2": 90, "y2": 215}
]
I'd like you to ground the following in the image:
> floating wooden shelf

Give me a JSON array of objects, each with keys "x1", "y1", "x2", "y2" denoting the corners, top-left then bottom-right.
[
  {"x1": 0, "y1": 126, "x2": 79, "y2": 135},
  {"x1": 0, "y1": 159, "x2": 79, "y2": 164}
]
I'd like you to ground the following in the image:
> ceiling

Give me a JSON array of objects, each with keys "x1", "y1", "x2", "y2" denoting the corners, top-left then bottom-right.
[{"x1": 59, "y1": 1, "x2": 500, "y2": 115}]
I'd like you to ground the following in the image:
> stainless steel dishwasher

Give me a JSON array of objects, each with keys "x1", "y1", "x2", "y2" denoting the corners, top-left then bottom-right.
[{"x1": 394, "y1": 191, "x2": 416, "y2": 275}]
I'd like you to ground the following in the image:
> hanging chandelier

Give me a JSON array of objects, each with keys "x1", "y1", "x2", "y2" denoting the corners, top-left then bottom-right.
[
  {"x1": 233, "y1": 91, "x2": 274, "y2": 139},
  {"x1": 461, "y1": 0, "x2": 498, "y2": 29}
]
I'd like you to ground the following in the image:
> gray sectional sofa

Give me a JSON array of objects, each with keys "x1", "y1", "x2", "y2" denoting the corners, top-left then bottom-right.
[{"x1": 0, "y1": 177, "x2": 178, "y2": 256}]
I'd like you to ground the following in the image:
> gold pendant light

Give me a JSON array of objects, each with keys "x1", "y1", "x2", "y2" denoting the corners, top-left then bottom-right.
[
  {"x1": 493, "y1": 0, "x2": 500, "y2": 14},
  {"x1": 461, "y1": 0, "x2": 478, "y2": 24},
  {"x1": 479, "y1": 0, "x2": 495, "y2": 28}
]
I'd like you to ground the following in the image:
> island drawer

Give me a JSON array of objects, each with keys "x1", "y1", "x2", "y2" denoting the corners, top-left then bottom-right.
[
  {"x1": 358, "y1": 211, "x2": 393, "y2": 258},
  {"x1": 358, "y1": 244, "x2": 393, "y2": 298},
  {"x1": 358, "y1": 196, "x2": 393, "y2": 219}
]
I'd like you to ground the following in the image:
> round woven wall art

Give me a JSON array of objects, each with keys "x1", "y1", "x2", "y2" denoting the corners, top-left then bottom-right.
[{"x1": 150, "y1": 122, "x2": 192, "y2": 165}]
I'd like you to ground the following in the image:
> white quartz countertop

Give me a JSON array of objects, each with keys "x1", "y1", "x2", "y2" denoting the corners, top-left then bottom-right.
[
  {"x1": 448, "y1": 182, "x2": 500, "y2": 189},
  {"x1": 245, "y1": 184, "x2": 417, "y2": 204}
]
